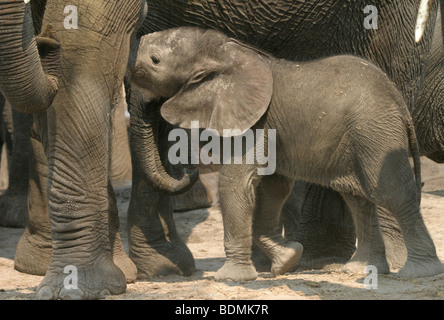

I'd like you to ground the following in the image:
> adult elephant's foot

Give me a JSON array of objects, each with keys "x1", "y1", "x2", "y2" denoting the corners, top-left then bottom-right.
[
  {"x1": 15, "y1": 226, "x2": 137, "y2": 285},
  {"x1": 269, "y1": 241, "x2": 303, "y2": 277},
  {"x1": 111, "y1": 238, "x2": 137, "y2": 283},
  {"x1": 342, "y1": 254, "x2": 390, "y2": 275},
  {"x1": 0, "y1": 192, "x2": 28, "y2": 228},
  {"x1": 281, "y1": 182, "x2": 356, "y2": 270},
  {"x1": 127, "y1": 175, "x2": 196, "y2": 280},
  {"x1": 36, "y1": 254, "x2": 126, "y2": 300},
  {"x1": 397, "y1": 258, "x2": 444, "y2": 278},
  {"x1": 130, "y1": 236, "x2": 195, "y2": 280},
  {"x1": 214, "y1": 260, "x2": 257, "y2": 281},
  {"x1": 14, "y1": 228, "x2": 52, "y2": 275}
]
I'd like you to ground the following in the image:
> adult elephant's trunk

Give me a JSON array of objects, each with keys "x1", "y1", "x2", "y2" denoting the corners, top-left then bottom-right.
[
  {"x1": 130, "y1": 95, "x2": 198, "y2": 195},
  {"x1": 0, "y1": 0, "x2": 60, "y2": 113}
]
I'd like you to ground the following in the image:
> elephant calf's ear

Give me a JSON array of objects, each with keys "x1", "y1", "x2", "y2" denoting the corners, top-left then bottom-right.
[{"x1": 161, "y1": 40, "x2": 273, "y2": 137}]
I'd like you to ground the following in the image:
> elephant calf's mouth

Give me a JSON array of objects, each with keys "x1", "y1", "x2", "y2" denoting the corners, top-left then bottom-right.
[{"x1": 128, "y1": 67, "x2": 152, "y2": 88}]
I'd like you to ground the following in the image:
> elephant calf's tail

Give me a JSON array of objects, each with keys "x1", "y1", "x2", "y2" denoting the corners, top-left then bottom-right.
[{"x1": 403, "y1": 107, "x2": 422, "y2": 206}]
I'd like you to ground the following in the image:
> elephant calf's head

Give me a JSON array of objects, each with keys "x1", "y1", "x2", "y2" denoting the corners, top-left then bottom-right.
[
  {"x1": 130, "y1": 27, "x2": 273, "y2": 137},
  {"x1": 130, "y1": 27, "x2": 209, "y2": 98}
]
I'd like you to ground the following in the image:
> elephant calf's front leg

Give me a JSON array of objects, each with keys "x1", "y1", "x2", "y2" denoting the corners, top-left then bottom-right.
[
  {"x1": 214, "y1": 166, "x2": 258, "y2": 281},
  {"x1": 215, "y1": 168, "x2": 303, "y2": 281}
]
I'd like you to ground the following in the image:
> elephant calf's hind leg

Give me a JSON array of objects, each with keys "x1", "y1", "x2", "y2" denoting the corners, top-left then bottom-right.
[
  {"x1": 340, "y1": 193, "x2": 390, "y2": 275},
  {"x1": 384, "y1": 186, "x2": 444, "y2": 277},
  {"x1": 252, "y1": 174, "x2": 303, "y2": 277}
]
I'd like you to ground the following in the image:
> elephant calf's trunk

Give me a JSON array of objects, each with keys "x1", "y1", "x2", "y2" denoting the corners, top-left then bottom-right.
[{"x1": 130, "y1": 99, "x2": 198, "y2": 195}]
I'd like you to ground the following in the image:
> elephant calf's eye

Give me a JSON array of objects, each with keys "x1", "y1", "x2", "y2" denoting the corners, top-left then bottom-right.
[{"x1": 151, "y1": 56, "x2": 160, "y2": 65}]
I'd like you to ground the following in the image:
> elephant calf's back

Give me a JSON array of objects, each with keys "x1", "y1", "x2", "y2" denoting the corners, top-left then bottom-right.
[{"x1": 270, "y1": 56, "x2": 411, "y2": 192}]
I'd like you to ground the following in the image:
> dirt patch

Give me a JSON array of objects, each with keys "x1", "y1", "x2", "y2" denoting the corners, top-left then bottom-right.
[{"x1": 0, "y1": 158, "x2": 443, "y2": 300}]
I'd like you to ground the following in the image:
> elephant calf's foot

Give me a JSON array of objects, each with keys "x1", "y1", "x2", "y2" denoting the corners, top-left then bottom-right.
[
  {"x1": 14, "y1": 228, "x2": 52, "y2": 275},
  {"x1": 252, "y1": 244, "x2": 271, "y2": 272},
  {"x1": 269, "y1": 241, "x2": 303, "y2": 277},
  {"x1": 36, "y1": 255, "x2": 126, "y2": 300},
  {"x1": 214, "y1": 260, "x2": 258, "y2": 281},
  {"x1": 0, "y1": 193, "x2": 28, "y2": 228},
  {"x1": 397, "y1": 258, "x2": 444, "y2": 278},
  {"x1": 130, "y1": 238, "x2": 195, "y2": 280}
]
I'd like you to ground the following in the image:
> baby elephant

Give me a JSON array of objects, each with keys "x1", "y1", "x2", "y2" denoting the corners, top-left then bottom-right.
[{"x1": 130, "y1": 27, "x2": 444, "y2": 281}]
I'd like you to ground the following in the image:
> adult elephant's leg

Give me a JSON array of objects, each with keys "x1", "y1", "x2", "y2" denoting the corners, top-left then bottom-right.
[
  {"x1": 128, "y1": 128, "x2": 195, "y2": 280},
  {"x1": 14, "y1": 114, "x2": 52, "y2": 275},
  {"x1": 282, "y1": 182, "x2": 356, "y2": 270},
  {"x1": 0, "y1": 94, "x2": 7, "y2": 187},
  {"x1": 340, "y1": 193, "x2": 390, "y2": 274},
  {"x1": 0, "y1": 95, "x2": 13, "y2": 162},
  {"x1": 107, "y1": 179, "x2": 137, "y2": 283},
  {"x1": 172, "y1": 166, "x2": 213, "y2": 212},
  {"x1": 33, "y1": 0, "x2": 147, "y2": 300},
  {"x1": 36, "y1": 86, "x2": 126, "y2": 300},
  {"x1": 413, "y1": 12, "x2": 444, "y2": 163},
  {"x1": 0, "y1": 103, "x2": 32, "y2": 227},
  {"x1": 15, "y1": 113, "x2": 137, "y2": 282},
  {"x1": 110, "y1": 86, "x2": 132, "y2": 182}
]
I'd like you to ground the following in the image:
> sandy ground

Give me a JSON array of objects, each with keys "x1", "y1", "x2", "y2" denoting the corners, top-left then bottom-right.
[{"x1": 0, "y1": 157, "x2": 443, "y2": 300}]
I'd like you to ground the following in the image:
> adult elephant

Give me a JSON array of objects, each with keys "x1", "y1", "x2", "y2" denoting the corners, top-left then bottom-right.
[
  {"x1": 0, "y1": 97, "x2": 33, "y2": 228},
  {"x1": 0, "y1": 0, "x2": 60, "y2": 114},
  {"x1": 1, "y1": 0, "x2": 150, "y2": 299},
  {"x1": 127, "y1": 0, "x2": 444, "y2": 279},
  {"x1": 0, "y1": 0, "x2": 58, "y2": 230},
  {"x1": 0, "y1": 87, "x2": 133, "y2": 229},
  {"x1": 413, "y1": 10, "x2": 444, "y2": 162}
]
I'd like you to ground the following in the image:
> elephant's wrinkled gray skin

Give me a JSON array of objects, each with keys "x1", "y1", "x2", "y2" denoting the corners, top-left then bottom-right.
[
  {"x1": 127, "y1": 88, "x2": 197, "y2": 278},
  {"x1": 0, "y1": 0, "x2": 148, "y2": 300},
  {"x1": 110, "y1": 86, "x2": 133, "y2": 182},
  {"x1": 0, "y1": 0, "x2": 60, "y2": 114},
  {"x1": 9, "y1": 92, "x2": 135, "y2": 276},
  {"x1": 130, "y1": 27, "x2": 444, "y2": 280},
  {"x1": 0, "y1": 99, "x2": 33, "y2": 228},
  {"x1": 414, "y1": 12, "x2": 444, "y2": 162},
  {"x1": 3, "y1": 0, "x2": 442, "y2": 298},
  {"x1": 0, "y1": 0, "x2": 58, "y2": 227},
  {"x1": 0, "y1": 86, "x2": 132, "y2": 229},
  {"x1": 125, "y1": 0, "x2": 444, "y2": 279}
]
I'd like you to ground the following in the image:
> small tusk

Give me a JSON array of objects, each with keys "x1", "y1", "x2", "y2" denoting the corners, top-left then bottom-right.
[
  {"x1": 415, "y1": 0, "x2": 434, "y2": 43},
  {"x1": 24, "y1": 0, "x2": 31, "y2": 3}
]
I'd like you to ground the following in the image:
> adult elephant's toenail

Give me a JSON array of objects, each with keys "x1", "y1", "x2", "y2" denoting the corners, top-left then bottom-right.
[
  {"x1": 59, "y1": 287, "x2": 84, "y2": 300},
  {"x1": 37, "y1": 286, "x2": 54, "y2": 300}
]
